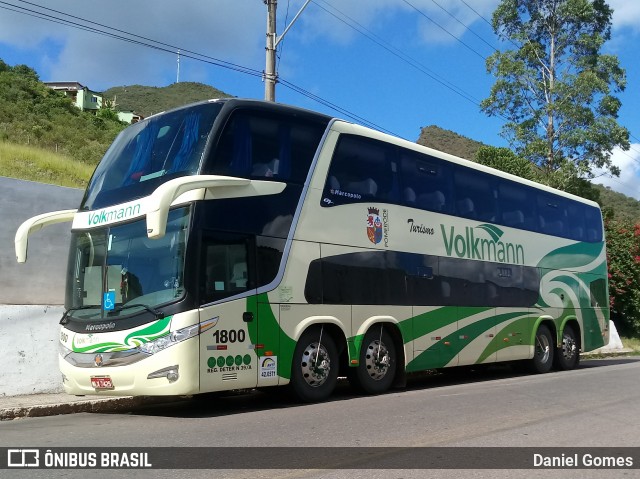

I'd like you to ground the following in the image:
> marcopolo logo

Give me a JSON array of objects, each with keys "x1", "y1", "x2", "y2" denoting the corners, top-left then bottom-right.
[
  {"x1": 88, "y1": 203, "x2": 142, "y2": 226},
  {"x1": 441, "y1": 223, "x2": 525, "y2": 264}
]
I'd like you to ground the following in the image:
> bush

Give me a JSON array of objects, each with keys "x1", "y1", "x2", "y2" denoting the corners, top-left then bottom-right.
[{"x1": 605, "y1": 220, "x2": 640, "y2": 336}]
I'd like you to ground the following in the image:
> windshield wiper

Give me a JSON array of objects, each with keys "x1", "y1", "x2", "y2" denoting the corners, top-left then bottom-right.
[
  {"x1": 107, "y1": 303, "x2": 165, "y2": 319},
  {"x1": 60, "y1": 305, "x2": 101, "y2": 324}
]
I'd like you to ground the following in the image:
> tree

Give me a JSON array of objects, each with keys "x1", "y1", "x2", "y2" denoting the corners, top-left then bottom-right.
[
  {"x1": 481, "y1": 0, "x2": 629, "y2": 181},
  {"x1": 605, "y1": 220, "x2": 640, "y2": 336},
  {"x1": 475, "y1": 145, "x2": 538, "y2": 180},
  {"x1": 476, "y1": 145, "x2": 601, "y2": 201}
]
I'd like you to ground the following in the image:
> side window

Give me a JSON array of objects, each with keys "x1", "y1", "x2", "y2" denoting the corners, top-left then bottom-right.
[
  {"x1": 200, "y1": 232, "x2": 254, "y2": 305},
  {"x1": 453, "y1": 167, "x2": 498, "y2": 222},
  {"x1": 323, "y1": 135, "x2": 398, "y2": 206},
  {"x1": 400, "y1": 151, "x2": 452, "y2": 213},
  {"x1": 210, "y1": 110, "x2": 325, "y2": 184},
  {"x1": 498, "y1": 181, "x2": 537, "y2": 229},
  {"x1": 537, "y1": 193, "x2": 567, "y2": 237},
  {"x1": 566, "y1": 201, "x2": 587, "y2": 241},
  {"x1": 584, "y1": 205, "x2": 603, "y2": 242}
]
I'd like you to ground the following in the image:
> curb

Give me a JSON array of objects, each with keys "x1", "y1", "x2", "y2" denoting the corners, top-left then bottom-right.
[
  {"x1": 581, "y1": 348, "x2": 636, "y2": 358},
  {"x1": 0, "y1": 396, "x2": 181, "y2": 421}
]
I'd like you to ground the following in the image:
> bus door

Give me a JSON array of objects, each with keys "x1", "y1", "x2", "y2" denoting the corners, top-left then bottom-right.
[{"x1": 198, "y1": 232, "x2": 258, "y2": 392}]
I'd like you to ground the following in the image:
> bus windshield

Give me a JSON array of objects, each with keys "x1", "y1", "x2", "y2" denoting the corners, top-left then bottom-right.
[
  {"x1": 64, "y1": 207, "x2": 190, "y2": 321},
  {"x1": 81, "y1": 102, "x2": 222, "y2": 210}
]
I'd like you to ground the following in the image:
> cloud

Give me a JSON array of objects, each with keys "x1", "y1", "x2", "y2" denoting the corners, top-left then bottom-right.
[
  {"x1": 609, "y1": 0, "x2": 640, "y2": 34},
  {"x1": 297, "y1": 0, "x2": 499, "y2": 46},
  {"x1": 0, "y1": 0, "x2": 265, "y2": 89},
  {"x1": 593, "y1": 145, "x2": 640, "y2": 200}
]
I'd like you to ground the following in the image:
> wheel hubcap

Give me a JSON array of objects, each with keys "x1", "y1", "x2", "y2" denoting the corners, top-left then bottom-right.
[
  {"x1": 300, "y1": 342, "x2": 330, "y2": 387},
  {"x1": 562, "y1": 334, "x2": 576, "y2": 360},
  {"x1": 535, "y1": 334, "x2": 550, "y2": 363},
  {"x1": 364, "y1": 339, "x2": 390, "y2": 380}
]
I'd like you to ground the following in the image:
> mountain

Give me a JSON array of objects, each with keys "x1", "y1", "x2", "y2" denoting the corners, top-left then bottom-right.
[
  {"x1": 102, "y1": 82, "x2": 232, "y2": 117},
  {"x1": 417, "y1": 125, "x2": 485, "y2": 161}
]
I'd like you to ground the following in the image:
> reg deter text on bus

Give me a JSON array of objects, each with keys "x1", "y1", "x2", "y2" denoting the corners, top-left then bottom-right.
[{"x1": 15, "y1": 99, "x2": 609, "y2": 402}]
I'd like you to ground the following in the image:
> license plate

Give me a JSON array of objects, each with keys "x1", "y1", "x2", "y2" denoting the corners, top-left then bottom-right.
[{"x1": 90, "y1": 376, "x2": 114, "y2": 389}]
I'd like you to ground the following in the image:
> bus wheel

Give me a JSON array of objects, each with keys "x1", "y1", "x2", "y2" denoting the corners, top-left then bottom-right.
[
  {"x1": 554, "y1": 325, "x2": 580, "y2": 371},
  {"x1": 350, "y1": 326, "x2": 396, "y2": 394},
  {"x1": 529, "y1": 325, "x2": 554, "y2": 374},
  {"x1": 290, "y1": 327, "x2": 338, "y2": 402}
]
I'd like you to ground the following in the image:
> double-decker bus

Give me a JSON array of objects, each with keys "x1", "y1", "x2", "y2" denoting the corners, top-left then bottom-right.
[{"x1": 15, "y1": 99, "x2": 609, "y2": 402}]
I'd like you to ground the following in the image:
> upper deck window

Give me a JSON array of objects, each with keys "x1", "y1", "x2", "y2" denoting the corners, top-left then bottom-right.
[
  {"x1": 205, "y1": 109, "x2": 328, "y2": 185},
  {"x1": 81, "y1": 102, "x2": 222, "y2": 210}
]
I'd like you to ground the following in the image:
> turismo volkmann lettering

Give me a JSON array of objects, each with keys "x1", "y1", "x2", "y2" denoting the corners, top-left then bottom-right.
[
  {"x1": 441, "y1": 224, "x2": 525, "y2": 264},
  {"x1": 533, "y1": 453, "x2": 634, "y2": 468}
]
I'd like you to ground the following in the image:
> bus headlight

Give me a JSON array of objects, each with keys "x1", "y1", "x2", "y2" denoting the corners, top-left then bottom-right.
[
  {"x1": 59, "y1": 341, "x2": 72, "y2": 359},
  {"x1": 137, "y1": 324, "x2": 200, "y2": 355}
]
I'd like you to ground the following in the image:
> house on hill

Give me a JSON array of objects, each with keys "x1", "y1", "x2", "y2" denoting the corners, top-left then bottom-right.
[
  {"x1": 44, "y1": 82, "x2": 143, "y2": 123},
  {"x1": 117, "y1": 110, "x2": 144, "y2": 124},
  {"x1": 44, "y1": 81, "x2": 103, "y2": 112}
]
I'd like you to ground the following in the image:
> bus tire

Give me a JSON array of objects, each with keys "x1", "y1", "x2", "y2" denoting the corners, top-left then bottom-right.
[
  {"x1": 554, "y1": 325, "x2": 580, "y2": 371},
  {"x1": 290, "y1": 327, "x2": 338, "y2": 402},
  {"x1": 349, "y1": 326, "x2": 396, "y2": 394},
  {"x1": 529, "y1": 324, "x2": 554, "y2": 374}
]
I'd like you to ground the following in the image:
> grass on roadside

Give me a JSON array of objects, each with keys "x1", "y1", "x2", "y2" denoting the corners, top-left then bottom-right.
[
  {"x1": 621, "y1": 336, "x2": 640, "y2": 353},
  {"x1": 0, "y1": 141, "x2": 94, "y2": 188}
]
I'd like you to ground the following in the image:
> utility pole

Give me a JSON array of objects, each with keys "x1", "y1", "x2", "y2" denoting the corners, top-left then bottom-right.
[
  {"x1": 176, "y1": 50, "x2": 181, "y2": 83},
  {"x1": 264, "y1": 0, "x2": 312, "y2": 102},
  {"x1": 264, "y1": 0, "x2": 277, "y2": 102}
]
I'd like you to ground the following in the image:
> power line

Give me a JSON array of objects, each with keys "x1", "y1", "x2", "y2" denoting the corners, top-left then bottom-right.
[
  {"x1": 3, "y1": 0, "x2": 263, "y2": 77},
  {"x1": 313, "y1": 0, "x2": 483, "y2": 107},
  {"x1": 425, "y1": 0, "x2": 498, "y2": 53},
  {"x1": 399, "y1": 0, "x2": 486, "y2": 60},
  {"x1": 2, "y1": 0, "x2": 395, "y2": 132},
  {"x1": 457, "y1": 0, "x2": 493, "y2": 29}
]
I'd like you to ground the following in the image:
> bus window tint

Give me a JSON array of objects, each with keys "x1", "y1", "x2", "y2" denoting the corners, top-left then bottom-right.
[
  {"x1": 453, "y1": 168, "x2": 497, "y2": 222},
  {"x1": 82, "y1": 102, "x2": 221, "y2": 210},
  {"x1": 498, "y1": 181, "x2": 537, "y2": 229},
  {"x1": 584, "y1": 205, "x2": 603, "y2": 242},
  {"x1": 201, "y1": 233, "x2": 253, "y2": 304},
  {"x1": 210, "y1": 110, "x2": 326, "y2": 184},
  {"x1": 400, "y1": 152, "x2": 452, "y2": 213},
  {"x1": 324, "y1": 135, "x2": 397, "y2": 205},
  {"x1": 537, "y1": 193, "x2": 567, "y2": 237}
]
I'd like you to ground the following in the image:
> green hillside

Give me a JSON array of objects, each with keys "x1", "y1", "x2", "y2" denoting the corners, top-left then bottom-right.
[
  {"x1": 0, "y1": 60, "x2": 126, "y2": 166},
  {"x1": 417, "y1": 125, "x2": 485, "y2": 161},
  {"x1": 103, "y1": 82, "x2": 232, "y2": 117},
  {"x1": 593, "y1": 183, "x2": 640, "y2": 223}
]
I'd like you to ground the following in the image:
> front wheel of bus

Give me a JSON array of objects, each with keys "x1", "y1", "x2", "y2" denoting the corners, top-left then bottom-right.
[
  {"x1": 529, "y1": 325, "x2": 554, "y2": 374},
  {"x1": 554, "y1": 325, "x2": 580, "y2": 371},
  {"x1": 290, "y1": 327, "x2": 338, "y2": 403},
  {"x1": 349, "y1": 326, "x2": 396, "y2": 394}
]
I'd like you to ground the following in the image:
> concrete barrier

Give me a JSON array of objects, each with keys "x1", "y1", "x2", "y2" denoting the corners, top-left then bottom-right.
[
  {"x1": 1, "y1": 177, "x2": 82, "y2": 395},
  {"x1": 0, "y1": 305, "x2": 64, "y2": 396},
  {"x1": 0, "y1": 177, "x2": 83, "y2": 305}
]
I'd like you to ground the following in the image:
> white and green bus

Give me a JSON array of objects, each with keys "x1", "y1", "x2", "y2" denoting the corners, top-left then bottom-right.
[{"x1": 16, "y1": 99, "x2": 609, "y2": 402}]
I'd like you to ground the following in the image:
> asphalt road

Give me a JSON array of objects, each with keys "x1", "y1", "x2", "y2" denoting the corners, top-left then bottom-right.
[{"x1": 2, "y1": 357, "x2": 639, "y2": 479}]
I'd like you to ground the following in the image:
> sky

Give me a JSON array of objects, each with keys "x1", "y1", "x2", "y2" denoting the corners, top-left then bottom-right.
[{"x1": 1, "y1": 0, "x2": 640, "y2": 199}]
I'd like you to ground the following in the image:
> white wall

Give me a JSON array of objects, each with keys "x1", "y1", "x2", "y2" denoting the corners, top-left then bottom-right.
[
  {"x1": 1, "y1": 177, "x2": 82, "y2": 395},
  {"x1": 0, "y1": 177, "x2": 83, "y2": 305},
  {"x1": 0, "y1": 305, "x2": 64, "y2": 396}
]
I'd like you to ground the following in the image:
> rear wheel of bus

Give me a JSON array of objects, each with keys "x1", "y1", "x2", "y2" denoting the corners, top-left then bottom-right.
[
  {"x1": 529, "y1": 324, "x2": 554, "y2": 374},
  {"x1": 290, "y1": 326, "x2": 339, "y2": 402},
  {"x1": 554, "y1": 324, "x2": 580, "y2": 371},
  {"x1": 349, "y1": 325, "x2": 396, "y2": 394}
]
